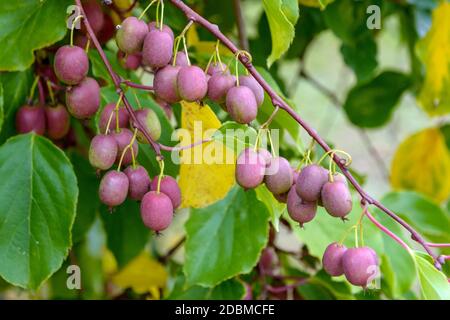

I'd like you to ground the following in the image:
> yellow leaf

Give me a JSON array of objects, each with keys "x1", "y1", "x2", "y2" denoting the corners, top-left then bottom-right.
[
  {"x1": 112, "y1": 252, "x2": 167, "y2": 294},
  {"x1": 391, "y1": 128, "x2": 450, "y2": 202},
  {"x1": 178, "y1": 101, "x2": 236, "y2": 208},
  {"x1": 186, "y1": 25, "x2": 233, "y2": 60},
  {"x1": 417, "y1": 2, "x2": 450, "y2": 116},
  {"x1": 102, "y1": 248, "x2": 118, "y2": 275}
]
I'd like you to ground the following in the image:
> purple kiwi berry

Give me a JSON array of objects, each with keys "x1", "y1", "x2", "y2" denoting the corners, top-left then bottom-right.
[
  {"x1": 15, "y1": 105, "x2": 46, "y2": 135},
  {"x1": 273, "y1": 191, "x2": 288, "y2": 203},
  {"x1": 81, "y1": 0, "x2": 104, "y2": 34},
  {"x1": 207, "y1": 62, "x2": 228, "y2": 76},
  {"x1": 148, "y1": 21, "x2": 174, "y2": 40},
  {"x1": 142, "y1": 29, "x2": 173, "y2": 69},
  {"x1": 207, "y1": 73, "x2": 236, "y2": 103},
  {"x1": 239, "y1": 75, "x2": 264, "y2": 107},
  {"x1": 99, "y1": 103, "x2": 130, "y2": 133},
  {"x1": 258, "y1": 148, "x2": 272, "y2": 167},
  {"x1": 177, "y1": 65, "x2": 208, "y2": 102},
  {"x1": 321, "y1": 181, "x2": 352, "y2": 218},
  {"x1": 235, "y1": 148, "x2": 266, "y2": 189},
  {"x1": 292, "y1": 168, "x2": 300, "y2": 183},
  {"x1": 342, "y1": 247, "x2": 379, "y2": 287},
  {"x1": 150, "y1": 175, "x2": 181, "y2": 209},
  {"x1": 112, "y1": 128, "x2": 139, "y2": 166},
  {"x1": 118, "y1": 51, "x2": 142, "y2": 70},
  {"x1": 322, "y1": 242, "x2": 348, "y2": 276},
  {"x1": 99, "y1": 170, "x2": 129, "y2": 207},
  {"x1": 172, "y1": 51, "x2": 189, "y2": 66},
  {"x1": 330, "y1": 172, "x2": 348, "y2": 186},
  {"x1": 286, "y1": 187, "x2": 317, "y2": 227},
  {"x1": 265, "y1": 156, "x2": 293, "y2": 195},
  {"x1": 116, "y1": 16, "x2": 148, "y2": 54},
  {"x1": 54, "y1": 45, "x2": 89, "y2": 85},
  {"x1": 226, "y1": 86, "x2": 258, "y2": 124},
  {"x1": 89, "y1": 134, "x2": 118, "y2": 170},
  {"x1": 140, "y1": 191, "x2": 174, "y2": 231},
  {"x1": 295, "y1": 164, "x2": 328, "y2": 202},
  {"x1": 133, "y1": 108, "x2": 161, "y2": 143},
  {"x1": 259, "y1": 247, "x2": 279, "y2": 274},
  {"x1": 45, "y1": 104, "x2": 70, "y2": 140},
  {"x1": 124, "y1": 165, "x2": 151, "y2": 200},
  {"x1": 154, "y1": 65, "x2": 181, "y2": 103},
  {"x1": 66, "y1": 77, "x2": 100, "y2": 119}
]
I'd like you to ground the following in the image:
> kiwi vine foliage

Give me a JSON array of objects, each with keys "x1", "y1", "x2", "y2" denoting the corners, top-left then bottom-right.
[{"x1": 0, "y1": 0, "x2": 449, "y2": 300}]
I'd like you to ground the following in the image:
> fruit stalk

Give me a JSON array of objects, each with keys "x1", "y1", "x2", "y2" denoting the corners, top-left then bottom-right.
[
  {"x1": 75, "y1": 0, "x2": 162, "y2": 158},
  {"x1": 167, "y1": 0, "x2": 441, "y2": 267}
]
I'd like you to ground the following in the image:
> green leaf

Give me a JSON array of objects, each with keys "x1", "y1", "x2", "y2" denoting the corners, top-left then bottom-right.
[
  {"x1": 256, "y1": 67, "x2": 299, "y2": 139},
  {"x1": 89, "y1": 50, "x2": 128, "y2": 84},
  {"x1": 413, "y1": 252, "x2": 450, "y2": 300},
  {"x1": 212, "y1": 121, "x2": 257, "y2": 155},
  {"x1": 209, "y1": 278, "x2": 246, "y2": 299},
  {"x1": 74, "y1": 218, "x2": 105, "y2": 299},
  {"x1": 380, "y1": 191, "x2": 450, "y2": 245},
  {"x1": 0, "y1": 69, "x2": 33, "y2": 144},
  {"x1": 343, "y1": 71, "x2": 410, "y2": 128},
  {"x1": 100, "y1": 200, "x2": 149, "y2": 268},
  {"x1": 322, "y1": 0, "x2": 380, "y2": 81},
  {"x1": 281, "y1": 0, "x2": 300, "y2": 26},
  {"x1": 0, "y1": 83, "x2": 4, "y2": 133},
  {"x1": 255, "y1": 184, "x2": 286, "y2": 231},
  {"x1": 184, "y1": 186, "x2": 270, "y2": 287},
  {"x1": 262, "y1": 0, "x2": 296, "y2": 66},
  {"x1": 0, "y1": 0, "x2": 72, "y2": 71},
  {"x1": 0, "y1": 134, "x2": 78, "y2": 289},
  {"x1": 67, "y1": 151, "x2": 99, "y2": 244}
]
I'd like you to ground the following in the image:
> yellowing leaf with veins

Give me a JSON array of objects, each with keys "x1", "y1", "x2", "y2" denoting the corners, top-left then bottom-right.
[
  {"x1": 112, "y1": 252, "x2": 167, "y2": 294},
  {"x1": 391, "y1": 128, "x2": 450, "y2": 202},
  {"x1": 178, "y1": 101, "x2": 235, "y2": 208},
  {"x1": 417, "y1": 2, "x2": 450, "y2": 116},
  {"x1": 186, "y1": 26, "x2": 233, "y2": 60}
]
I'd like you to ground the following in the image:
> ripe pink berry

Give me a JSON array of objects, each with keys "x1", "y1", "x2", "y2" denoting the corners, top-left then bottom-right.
[
  {"x1": 116, "y1": 16, "x2": 148, "y2": 54},
  {"x1": 148, "y1": 22, "x2": 174, "y2": 40},
  {"x1": 142, "y1": 29, "x2": 173, "y2": 69},
  {"x1": 235, "y1": 148, "x2": 266, "y2": 189},
  {"x1": 265, "y1": 156, "x2": 293, "y2": 195},
  {"x1": 172, "y1": 51, "x2": 189, "y2": 66},
  {"x1": 54, "y1": 45, "x2": 89, "y2": 85},
  {"x1": 118, "y1": 51, "x2": 142, "y2": 70},
  {"x1": 322, "y1": 242, "x2": 347, "y2": 276},
  {"x1": 273, "y1": 191, "x2": 288, "y2": 203},
  {"x1": 286, "y1": 186, "x2": 317, "y2": 227},
  {"x1": 154, "y1": 65, "x2": 181, "y2": 103},
  {"x1": 295, "y1": 164, "x2": 328, "y2": 202},
  {"x1": 239, "y1": 75, "x2": 264, "y2": 107},
  {"x1": 45, "y1": 104, "x2": 70, "y2": 140},
  {"x1": 81, "y1": 0, "x2": 104, "y2": 34},
  {"x1": 66, "y1": 77, "x2": 100, "y2": 119},
  {"x1": 321, "y1": 181, "x2": 353, "y2": 218},
  {"x1": 99, "y1": 103, "x2": 130, "y2": 133},
  {"x1": 112, "y1": 128, "x2": 139, "y2": 166},
  {"x1": 99, "y1": 170, "x2": 129, "y2": 207},
  {"x1": 124, "y1": 165, "x2": 151, "y2": 200},
  {"x1": 226, "y1": 86, "x2": 258, "y2": 124},
  {"x1": 259, "y1": 247, "x2": 278, "y2": 274},
  {"x1": 89, "y1": 134, "x2": 118, "y2": 170},
  {"x1": 342, "y1": 247, "x2": 379, "y2": 287},
  {"x1": 150, "y1": 175, "x2": 181, "y2": 209},
  {"x1": 258, "y1": 148, "x2": 272, "y2": 166},
  {"x1": 207, "y1": 73, "x2": 236, "y2": 103},
  {"x1": 133, "y1": 108, "x2": 161, "y2": 143},
  {"x1": 207, "y1": 62, "x2": 228, "y2": 76},
  {"x1": 15, "y1": 105, "x2": 46, "y2": 135},
  {"x1": 177, "y1": 65, "x2": 208, "y2": 102},
  {"x1": 140, "y1": 191, "x2": 174, "y2": 231}
]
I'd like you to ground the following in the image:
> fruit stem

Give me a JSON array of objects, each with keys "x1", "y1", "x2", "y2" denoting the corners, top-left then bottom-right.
[
  {"x1": 27, "y1": 75, "x2": 40, "y2": 103},
  {"x1": 338, "y1": 225, "x2": 356, "y2": 245},
  {"x1": 138, "y1": 0, "x2": 158, "y2": 20},
  {"x1": 157, "y1": 158, "x2": 165, "y2": 193},
  {"x1": 46, "y1": 80, "x2": 55, "y2": 105},
  {"x1": 260, "y1": 106, "x2": 279, "y2": 130},
  {"x1": 267, "y1": 130, "x2": 276, "y2": 157},
  {"x1": 70, "y1": 14, "x2": 84, "y2": 47},
  {"x1": 105, "y1": 93, "x2": 123, "y2": 135},
  {"x1": 117, "y1": 128, "x2": 138, "y2": 172},
  {"x1": 85, "y1": 38, "x2": 90, "y2": 53},
  {"x1": 215, "y1": 40, "x2": 225, "y2": 72},
  {"x1": 132, "y1": 89, "x2": 143, "y2": 109}
]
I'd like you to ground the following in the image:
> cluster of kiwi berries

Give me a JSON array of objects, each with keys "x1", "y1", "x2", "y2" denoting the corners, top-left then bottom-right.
[
  {"x1": 236, "y1": 147, "x2": 353, "y2": 227},
  {"x1": 115, "y1": 13, "x2": 264, "y2": 125},
  {"x1": 323, "y1": 242, "x2": 379, "y2": 288}
]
